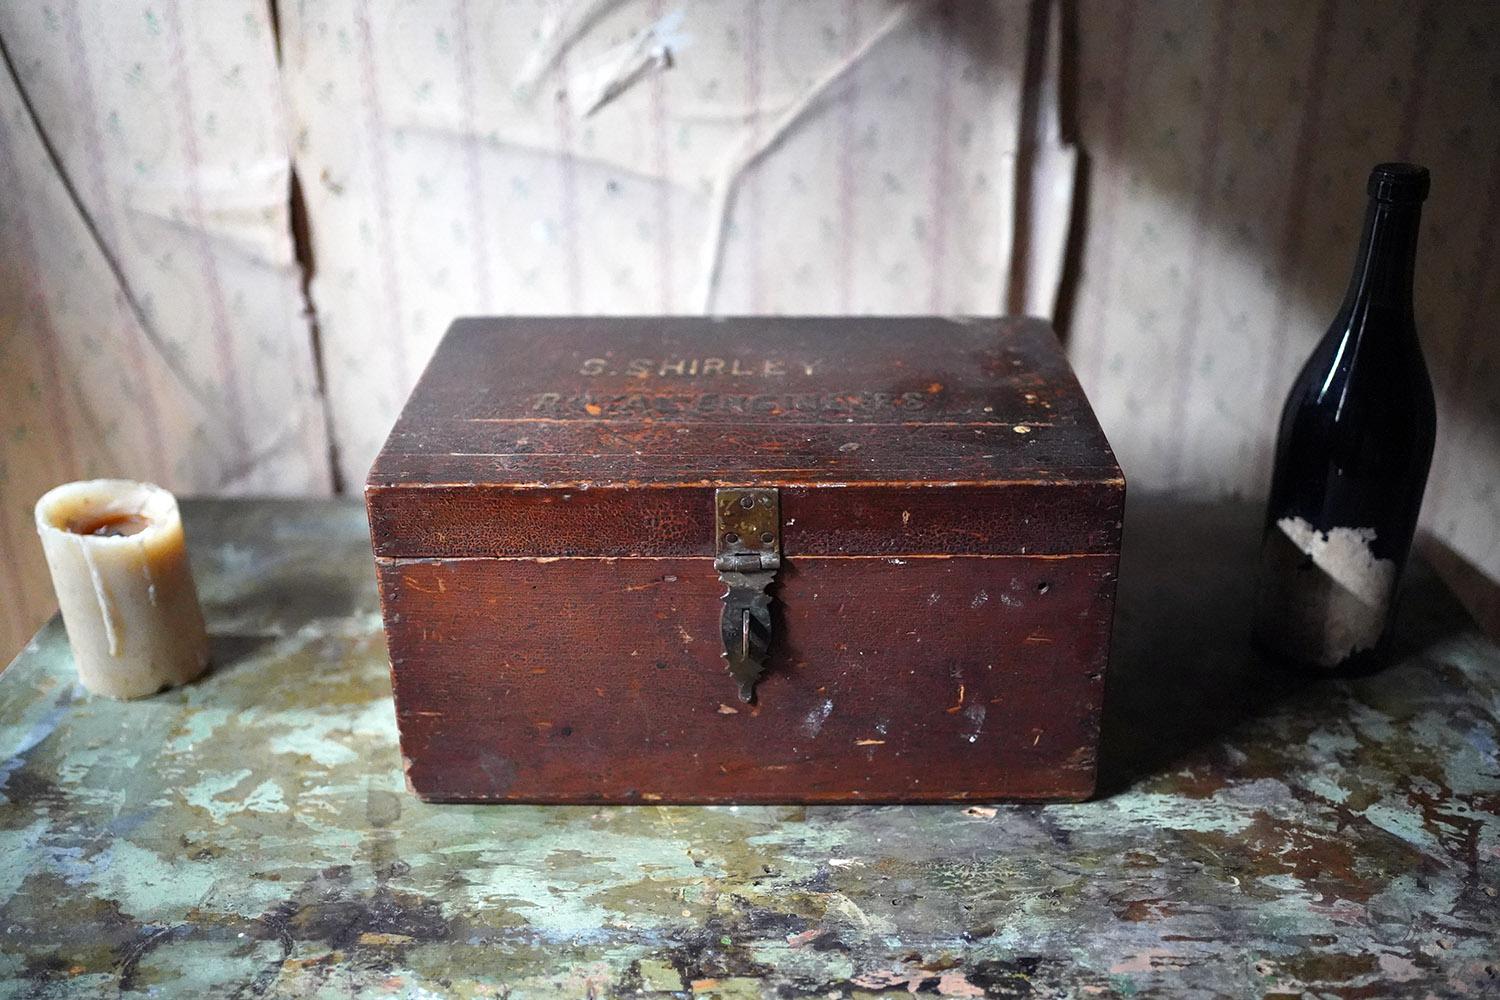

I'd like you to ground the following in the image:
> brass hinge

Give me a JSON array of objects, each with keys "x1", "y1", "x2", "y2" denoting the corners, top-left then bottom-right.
[{"x1": 714, "y1": 488, "x2": 780, "y2": 702}]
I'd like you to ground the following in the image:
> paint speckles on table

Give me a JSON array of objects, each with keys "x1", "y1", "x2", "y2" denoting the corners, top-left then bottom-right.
[{"x1": 0, "y1": 498, "x2": 1497, "y2": 996}]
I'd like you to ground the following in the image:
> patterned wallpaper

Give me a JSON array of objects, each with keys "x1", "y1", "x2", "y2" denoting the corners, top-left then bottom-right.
[
  {"x1": 278, "y1": 0, "x2": 1031, "y2": 484},
  {"x1": 0, "y1": 1, "x2": 330, "y2": 658},
  {"x1": 1068, "y1": 0, "x2": 1499, "y2": 597},
  {"x1": 1, "y1": 0, "x2": 1497, "y2": 660}
]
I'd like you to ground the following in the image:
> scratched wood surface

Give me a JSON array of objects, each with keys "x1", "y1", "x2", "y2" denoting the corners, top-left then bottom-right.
[
  {"x1": 367, "y1": 317, "x2": 1123, "y2": 804},
  {"x1": 367, "y1": 316, "x2": 1121, "y2": 488},
  {"x1": 1, "y1": 497, "x2": 1497, "y2": 997},
  {"x1": 383, "y1": 553, "x2": 1115, "y2": 804},
  {"x1": 365, "y1": 316, "x2": 1126, "y2": 560}
]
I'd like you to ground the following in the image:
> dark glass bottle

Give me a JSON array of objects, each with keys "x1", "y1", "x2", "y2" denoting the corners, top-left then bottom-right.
[{"x1": 1252, "y1": 163, "x2": 1437, "y2": 671}]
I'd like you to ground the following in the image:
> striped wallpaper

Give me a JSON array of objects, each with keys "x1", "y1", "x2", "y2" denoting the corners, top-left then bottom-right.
[
  {"x1": 0, "y1": 0, "x2": 1496, "y2": 660},
  {"x1": 1069, "y1": 0, "x2": 1499, "y2": 591}
]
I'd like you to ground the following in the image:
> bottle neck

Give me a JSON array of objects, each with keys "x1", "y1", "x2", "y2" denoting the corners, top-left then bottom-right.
[{"x1": 1340, "y1": 198, "x2": 1421, "y2": 320}]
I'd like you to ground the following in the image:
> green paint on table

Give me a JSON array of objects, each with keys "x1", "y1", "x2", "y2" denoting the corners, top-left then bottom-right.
[{"x1": 0, "y1": 498, "x2": 1496, "y2": 997}]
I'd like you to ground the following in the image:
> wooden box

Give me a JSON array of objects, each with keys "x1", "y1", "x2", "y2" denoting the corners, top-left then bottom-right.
[{"x1": 367, "y1": 317, "x2": 1124, "y2": 803}]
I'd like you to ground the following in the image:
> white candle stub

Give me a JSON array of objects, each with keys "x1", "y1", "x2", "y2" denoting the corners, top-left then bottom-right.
[{"x1": 35, "y1": 480, "x2": 210, "y2": 699}]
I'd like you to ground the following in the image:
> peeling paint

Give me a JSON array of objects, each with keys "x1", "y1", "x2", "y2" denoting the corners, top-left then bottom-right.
[{"x1": 0, "y1": 499, "x2": 1497, "y2": 996}]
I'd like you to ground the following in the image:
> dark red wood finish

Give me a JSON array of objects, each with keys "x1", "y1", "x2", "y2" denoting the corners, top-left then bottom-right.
[
  {"x1": 368, "y1": 317, "x2": 1124, "y2": 803},
  {"x1": 382, "y1": 554, "x2": 1114, "y2": 802}
]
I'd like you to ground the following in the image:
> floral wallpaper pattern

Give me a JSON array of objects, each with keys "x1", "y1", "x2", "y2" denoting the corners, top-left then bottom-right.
[
  {"x1": 0, "y1": 1, "x2": 329, "y2": 656},
  {"x1": 1069, "y1": 0, "x2": 1499, "y2": 598},
  {"x1": 279, "y1": 0, "x2": 1030, "y2": 483},
  {"x1": 1, "y1": 0, "x2": 1497, "y2": 660}
]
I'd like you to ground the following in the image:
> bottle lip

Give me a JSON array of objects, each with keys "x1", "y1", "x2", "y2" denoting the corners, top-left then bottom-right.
[{"x1": 1368, "y1": 162, "x2": 1429, "y2": 203}]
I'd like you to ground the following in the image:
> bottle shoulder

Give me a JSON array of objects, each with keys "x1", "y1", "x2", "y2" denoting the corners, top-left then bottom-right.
[
  {"x1": 1286, "y1": 311, "x2": 1434, "y2": 411},
  {"x1": 1276, "y1": 317, "x2": 1436, "y2": 472}
]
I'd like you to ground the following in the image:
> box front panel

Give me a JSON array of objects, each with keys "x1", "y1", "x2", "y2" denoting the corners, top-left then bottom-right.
[{"x1": 378, "y1": 553, "x2": 1117, "y2": 803}]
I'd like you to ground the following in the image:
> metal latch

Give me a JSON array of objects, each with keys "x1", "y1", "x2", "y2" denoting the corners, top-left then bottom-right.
[{"x1": 714, "y1": 488, "x2": 780, "y2": 703}]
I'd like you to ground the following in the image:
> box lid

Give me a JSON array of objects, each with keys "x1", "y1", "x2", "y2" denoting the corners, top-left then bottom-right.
[{"x1": 367, "y1": 316, "x2": 1124, "y2": 559}]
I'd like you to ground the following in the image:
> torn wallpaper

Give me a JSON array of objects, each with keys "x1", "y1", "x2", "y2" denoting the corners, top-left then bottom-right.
[
  {"x1": 279, "y1": 0, "x2": 1032, "y2": 486},
  {"x1": 0, "y1": 1, "x2": 329, "y2": 657},
  {"x1": 3, "y1": 0, "x2": 1497, "y2": 663},
  {"x1": 0, "y1": 0, "x2": 1041, "y2": 658}
]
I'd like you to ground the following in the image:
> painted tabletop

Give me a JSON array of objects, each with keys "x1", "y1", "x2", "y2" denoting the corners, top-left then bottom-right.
[{"x1": 1, "y1": 498, "x2": 1496, "y2": 998}]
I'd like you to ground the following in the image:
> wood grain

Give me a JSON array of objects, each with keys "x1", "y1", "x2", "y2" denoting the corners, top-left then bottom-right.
[
  {"x1": 378, "y1": 554, "x2": 1117, "y2": 803},
  {"x1": 368, "y1": 316, "x2": 1124, "y2": 802}
]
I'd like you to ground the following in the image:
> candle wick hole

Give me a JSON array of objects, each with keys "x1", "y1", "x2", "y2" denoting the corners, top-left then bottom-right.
[{"x1": 66, "y1": 512, "x2": 152, "y2": 538}]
